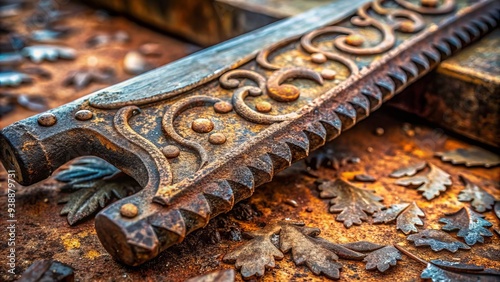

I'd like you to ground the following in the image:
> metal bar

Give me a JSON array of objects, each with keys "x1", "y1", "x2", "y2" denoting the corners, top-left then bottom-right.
[{"x1": 0, "y1": 0, "x2": 498, "y2": 266}]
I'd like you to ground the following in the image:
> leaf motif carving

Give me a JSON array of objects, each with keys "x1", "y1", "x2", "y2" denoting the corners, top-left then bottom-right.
[
  {"x1": 407, "y1": 229, "x2": 470, "y2": 252},
  {"x1": 222, "y1": 225, "x2": 283, "y2": 279},
  {"x1": 436, "y1": 147, "x2": 500, "y2": 168},
  {"x1": 439, "y1": 207, "x2": 493, "y2": 245},
  {"x1": 55, "y1": 157, "x2": 119, "y2": 191},
  {"x1": 363, "y1": 246, "x2": 402, "y2": 272},
  {"x1": 373, "y1": 202, "x2": 425, "y2": 234},
  {"x1": 279, "y1": 223, "x2": 342, "y2": 280},
  {"x1": 458, "y1": 176, "x2": 496, "y2": 212},
  {"x1": 318, "y1": 179, "x2": 384, "y2": 228},
  {"x1": 395, "y1": 163, "x2": 451, "y2": 200}
]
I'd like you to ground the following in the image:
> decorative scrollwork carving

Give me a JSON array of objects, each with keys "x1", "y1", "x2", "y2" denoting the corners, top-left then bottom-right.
[{"x1": 395, "y1": 0, "x2": 456, "y2": 15}]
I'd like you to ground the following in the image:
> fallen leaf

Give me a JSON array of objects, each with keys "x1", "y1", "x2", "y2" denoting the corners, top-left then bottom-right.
[
  {"x1": 439, "y1": 207, "x2": 493, "y2": 245},
  {"x1": 279, "y1": 223, "x2": 342, "y2": 279},
  {"x1": 429, "y1": 260, "x2": 484, "y2": 272},
  {"x1": 363, "y1": 245, "x2": 402, "y2": 272},
  {"x1": 55, "y1": 157, "x2": 119, "y2": 191},
  {"x1": 421, "y1": 262, "x2": 500, "y2": 282},
  {"x1": 389, "y1": 161, "x2": 426, "y2": 178},
  {"x1": 319, "y1": 179, "x2": 384, "y2": 228},
  {"x1": 63, "y1": 67, "x2": 115, "y2": 90},
  {"x1": 395, "y1": 163, "x2": 451, "y2": 200},
  {"x1": 21, "y1": 45, "x2": 76, "y2": 63},
  {"x1": 223, "y1": 224, "x2": 283, "y2": 279},
  {"x1": 17, "y1": 94, "x2": 48, "y2": 112},
  {"x1": 354, "y1": 174, "x2": 376, "y2": 182},
  {"x1": 30, "y1": 27, "x2": 72, "y2": 43},
  {"x1": 436, "y1": 147, "x2": 500, "y2": 168},
  {"x1": 0, "y1": 70, "x2": 32, "y2": 86},
  {"x1": 458, "y1": 176, "x2": 496, "y2": 212},
  {"x1": 185, "y1": 269, "x2": 235, "y2": 282},
  {"x1": 373, "y1": 202, "x2": 425, "y2": 234},
  {"x1": 407, "y1": 229, "x2": 470, "y2": 252}
]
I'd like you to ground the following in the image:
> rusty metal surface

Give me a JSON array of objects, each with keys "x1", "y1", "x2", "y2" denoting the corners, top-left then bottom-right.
[{"x1": 1, "y1": 0, "x2": 499, "y2": 268}]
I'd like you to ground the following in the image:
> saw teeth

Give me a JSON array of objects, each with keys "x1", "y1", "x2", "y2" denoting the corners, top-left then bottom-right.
[
  {"x1": 400, "y1": 62, "x2": 419, "y2": 81},
  {"x1": 267, "y1": 142, "x2": 292, "y2": 170},
  {"x1": 453, "y1": 29, "x2": 470, "y2": 44},
  {"x1": 150, "y1": 209, "x2": 187, "y2": 241},
  {"x1": 361, "y1": 85, "x2": 383, "y2": 110},
  {"x1": 422, "y1": 48, "x2": 440, "y2": 65},
  {"x1": 432, "y1": 42, "x2": 452, "y2": 58},
  {"x1": 179, "y1": 194, "x2": 212, "y2": 231},
  {"x1": 284, "y1": 130, "x2": 310, "y2": 161},
  {"x1": 203, "y1": 181, "x2": 235, "y2": 215},
  {"x1": 410, "y1": 53, "x2": 430, "y2": 73},
  {"x1": 318, "y1": 108, "x2": 343, "y2": 139},
  {"x1": 227, "y1": 166, "x2": 255, "y2": 202},
  {"x1": 349, "y1": 94, "x2": 370, "y2": 119},
  {"x1": 444, "y1": 35, "x2": 462, "y2": 51},
  {"x1": 470, "y1": 19, "x2": 488, "y2": 34},
  {"x1": 246, "y1": 154, "x2": 274, "y2": 185},
  {"x1": 480, "y1": 14, "x2": 496, "y2": 28},
  {"x1": 303, "y1": 121, "x2": 327, "y2": 150},
  {"x1": 387, "y1": 68, "x2": 408, "y2": 90},
  {"x1": 463, "y1": 24, "x2": 480, "y2": 39},
  {"x1": 126, "y1": 222, "x2": 160, "y2": 252},
  {"x1": 374, "y1": 76, "x2": 396, "y2": 101},
  {"x1": 334, "y1": 102, "x2": 357, "y2": 130}
]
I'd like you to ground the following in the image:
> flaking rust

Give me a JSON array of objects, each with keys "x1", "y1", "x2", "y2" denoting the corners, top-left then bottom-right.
[{"x1": 0, "y1": 0, "x2": 498, "y2": 266}]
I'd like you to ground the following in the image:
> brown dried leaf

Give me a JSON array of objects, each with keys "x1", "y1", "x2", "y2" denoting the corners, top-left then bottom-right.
[
  {"x1": 319, "y1": 179, "x2": 384, "y2": 228},
  {"x1": 223, "y1": 225, "x2": 283, "y2": 279},
  {"x1": 279, "y1": 223, "x2": 342, "y2": 279},
  {"x1": 407, "y1": 229, "x2": 470, "y2": 252},
  {"x1": 185, "y1": 269, "x2": 235, "y2": 282},
  {"x1": 389, "y1": 161, "x2": 426, "y2": 178},
  {"x1": 374, "y1": 202, "x2": 425, "y2": 234},
  {"x1": 439, "y1": 207, "x2": 493, "y2": 245},
  {"x1": 458, "y1": 176, "x2": 496, "y2": 212},
  {"x1": 363, "y1": 246, "x2": 402, "y2": 272},
  {"x1": 63, "y1": 67, "x2": 115, "y2": 90},
  {"x1": 436, "y1": 147, "x2": 500, "y2": 168},
  {"x1": 395, "y1": 163, "x2": 451, "y2": 200}
]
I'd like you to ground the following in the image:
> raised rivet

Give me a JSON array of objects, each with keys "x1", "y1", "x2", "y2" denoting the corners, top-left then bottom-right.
[
  {"x1": 192, "y1": 118, "x2": 214, "y2": 133},
  {"x1": 214, "y1": 101, "x2": 233, "y2": 113},
  {"x1": 75, "y1": 110, "x2": 93, "y2": 121},
  {"x1": 209, "y1": 133, "x2": 226, "y2": 145},
  {"x1": 38, "y1": 113, "x2": 57, "y2": 127},
  {"x1": 255, "y1": 101, "x2": 272, "y2": 113},
  {"x1": 421, "y1": 0, "x2": 438, "y2": 7},
  {"x1": 399, "y1": 21, "x2": 414, "y2": 33},
  {"x1": 163, "y1": 145, "x2": 180, "y2": 158},
  {"x1": 345, "y1": 34, "x2": 364, "y2": 47},
  {"x1": 311, "y1": 53, "x2": 327, "y2": 64},
  {"x1": 320, "y1": 69, "x2": 337, "y2": 80},
  {"x1": 120, "y1": 203, "x2": 138, "y2": 218}
]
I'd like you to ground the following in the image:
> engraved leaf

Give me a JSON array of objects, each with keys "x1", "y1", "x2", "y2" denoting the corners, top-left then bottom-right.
[
  {"x1": 373, "y1": 202, "x2": 425, "y2": 234},
  {"x1": 185, "y1": 269, "x2": 235, "y2": 282},
  {"x1": 389, "y1": 161, "x2": 426, "y2": 178},
  {"x1": 407, "y1": 229, "x2": 470, "y2": 252},
  {"x1": 223, "y1": 225, "x2": 283, "y2": 279},
  {"x1": 458, "y1": 176, "x2": 496, "y2": 212},
  {"x1": 395, "y1": 163, "x2": 451, "y2": 200},
  {"x1": 421, "y1": 262, "x2": 500, "y2": 282},
  {"x1": 279, "y1": 223, "x2": 342, "y2": 279},
  {"x1": 55, "y1": 157, "x2": 119, "y2": 191},
  {"x1": 319, "y1": 179, "x2": 384, "y2": 228},
  {"x1": 363, "y1": 246, "x2": 402, "y2": 272},
  {"x1": 436, "y1": 147, "x2": 500, "y2": 168},
  {"x1": 439, "y1": 207, "x2": 493, "y2": 245}
]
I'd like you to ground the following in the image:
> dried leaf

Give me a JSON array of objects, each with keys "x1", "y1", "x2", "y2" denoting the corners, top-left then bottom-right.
[
  {"x1": 363, "y1": 245, "x2": 402, "y2": 272},
  {"x1": 439, "y1": 207, "x2": 493, "y2": 245},
  {"x1": 436, "y1": 147, "x2": 500, "y2": 168},
  {"x1": 354, "y1": 174, "x2": 376, "y2": 182},
  {"x1": 421, "y1": 262, "x2": 499, "y2": 282},
  {"x1": 185, "y1": 269, "x2": 235, "y2": 282},
  {"x1": 395, "y1": 163, "x2": 451, "y2": 200},
  {"x1": 407, "y1": 229, "x2": 470, "y2": 252},
  {"x1": 458, "y1": 176, "x2": 496, "y2": 212},
  {"x1": 223, "y1": 225, "x2": 283, "y2": 279},
  {"x1": 0, "y1": 52, "x2": 23, "y2": 67},
  {"x1": 389, "y1": 161, "x2": 426, "y2": 178},
  {"x1": 21, "y1": 45, "x2": 76, "y2": 63},
  {"x1": 58, "y1": 177, "x2": 140, "y2": 225},
  {"x1": 430, "y1": 260, "x2": 484, "y2": 272},
  {"x1": 63, "y1": 67, "x2": 114, "y2": 90},
  {"x1": 55, "y1": 157, "x2": 119, "y2": 191},
  {"x1": 374, "y1": 202, "x2": 425, "y2": 234},
  {"x1": 338, "y1": 241, "x2": 384, "y2": 252},
  {"x1": 279, "y1": 223, "x2": 342, "y2": 279},
  {"x1": 319, "y1": 179, "x2": 384, "y2": 228},
  {"x1": 0, "y1": 71, "x2": 32, "y2": 86}
]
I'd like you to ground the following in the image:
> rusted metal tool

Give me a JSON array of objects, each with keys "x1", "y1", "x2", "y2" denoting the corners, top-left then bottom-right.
[{"x1": 0, "y1": 0, "x2": 498, "y2": 266}]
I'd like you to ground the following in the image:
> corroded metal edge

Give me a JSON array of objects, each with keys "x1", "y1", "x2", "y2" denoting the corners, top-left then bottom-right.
[{"x1": 92, "y1": 0, "x2": 499, "y2": 266}]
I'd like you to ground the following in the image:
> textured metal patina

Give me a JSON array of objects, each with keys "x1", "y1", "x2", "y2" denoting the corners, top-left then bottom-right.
[{"x1": 0, "y1": 0, "x2": 498, "y2": 266}]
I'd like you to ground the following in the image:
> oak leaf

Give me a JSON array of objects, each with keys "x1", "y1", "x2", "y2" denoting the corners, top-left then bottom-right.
[
  {"x1": 319, "y1": 179, "x2": 384, "y2": 228},
  {"x1": 436, "y1": 147, "x2": 500, "y2": 168},
  {"x1": 439, "y1": 207, "x2": 493, "y2": 245},
  {"x1": 389, "y1": 161, "x2": 426, "y2": 178},
  {"x1": 395, "y1": 163, "x2": 451, "y2": 200},
  {"x1": 407, "y1": 229, "x2": 470, "y2": 252},
  {"x1": 458, "y1": 176, "x2": 495, "y2": 212},
  {"x1": 421, "y1": 261, "x2": 500, "y2": 282},
  {"x1": 363, "y1": 246, "x2": 402, "y2": 272},
  {"x1": 373, "y1": 202, "x2": 424, "y2": 234}
]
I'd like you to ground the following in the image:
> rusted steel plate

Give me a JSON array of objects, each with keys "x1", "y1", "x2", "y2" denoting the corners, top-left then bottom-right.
[{"x1": 1, "y1": 0, "x2": 499, "y2": 267}]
